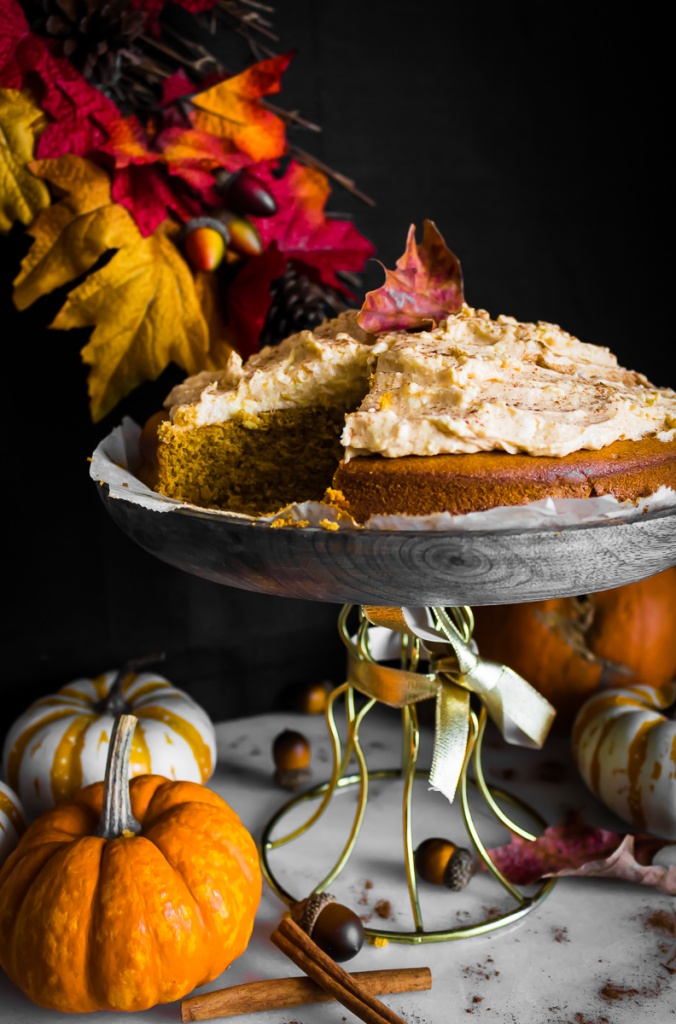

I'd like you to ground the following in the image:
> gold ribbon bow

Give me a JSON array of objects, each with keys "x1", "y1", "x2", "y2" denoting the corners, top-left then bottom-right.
[{"x1": 345, "y1": 605, "x2": 555, "y2": 804}]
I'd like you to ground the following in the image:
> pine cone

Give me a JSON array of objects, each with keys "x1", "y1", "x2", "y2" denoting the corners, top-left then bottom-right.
[
  {"x1": 33, "y1": 0, "x2": 145, "y2": 89},
  {"x1": 260, "y1": 263, "x2": 349, "y2": 347}
]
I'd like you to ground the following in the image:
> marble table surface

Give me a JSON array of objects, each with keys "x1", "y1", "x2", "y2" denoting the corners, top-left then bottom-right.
[{"x1": 1, "y1": 704, "x2": 674, "y2": 1024}]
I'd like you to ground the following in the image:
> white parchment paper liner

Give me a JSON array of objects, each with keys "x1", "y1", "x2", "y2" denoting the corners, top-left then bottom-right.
[{"x1": 91, "y1": 417, "x2": 676, "y2": 532}]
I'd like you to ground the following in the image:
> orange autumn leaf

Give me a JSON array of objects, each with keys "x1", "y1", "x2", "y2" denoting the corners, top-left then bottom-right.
[
  {"x1": 13, "y1": 155, "x2": 137, "y2": 310},
  {"x1": 0, "y1": 88, "x2": 50, "y2": 233},
  {"x1": 357, "y1": 219, "x2": 465, "y2": 333},
  {"x1": 51, "y1": 221, "x2": 209, "y2": 422},
  {"x1": 190, "y1": 54, "x2": 292, "y2": 162}
]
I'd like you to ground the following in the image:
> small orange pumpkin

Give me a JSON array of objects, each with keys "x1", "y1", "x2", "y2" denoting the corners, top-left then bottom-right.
[
  {"x1": 0, "y1": 714, "x2": 261, "y2": 1013},
  {"x1": 472, "y1": 568, "x2": 676, "y2": 727}
]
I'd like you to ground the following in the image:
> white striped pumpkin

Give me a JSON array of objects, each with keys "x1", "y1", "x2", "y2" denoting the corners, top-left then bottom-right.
[
  {"x1": 572, "y1": 682, "x2": 676, "y2": 839},
  {"x1": 2, "y1": 670, "x2": 217, "y2": 821},
  {"x1": 0, "y1": 780, "x2": 25, "y2": 867}
]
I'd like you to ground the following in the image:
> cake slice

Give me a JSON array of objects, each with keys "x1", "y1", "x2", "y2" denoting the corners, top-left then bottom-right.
[{"x1": 152, "y1": 311, "x2": 385, "y2": 514}]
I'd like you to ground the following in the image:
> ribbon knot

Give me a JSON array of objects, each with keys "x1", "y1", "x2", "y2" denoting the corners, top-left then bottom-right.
[{"x1": 345, "y1": 605, "x2": 555, "y2": 804}]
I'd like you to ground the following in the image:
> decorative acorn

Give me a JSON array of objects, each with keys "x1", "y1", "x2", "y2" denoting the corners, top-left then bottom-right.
[
  {"x1": 414, "y1": 837, "x2": 476, "y2": 891},
  {"x1": 218, "y1": 211, "x2": 263, "y2": 257},
  {"x1": 291, "y1": 893, "x2": 364, "y2": 963},
  {"x1": 293, "y1": 680, "x2": 333, "y2": 715},
  {"x1": 215, "y1": 168, "x2": 278, "y2": 217},
  {"x1": 272, "y1": 729, "x2": 312, "y2": 790},
  {"x1": 182, "y1": 217, "x2": 230, "y2": 272}
]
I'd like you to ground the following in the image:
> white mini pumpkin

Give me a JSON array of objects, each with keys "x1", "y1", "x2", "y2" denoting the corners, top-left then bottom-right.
[
  {"x1": 572, "y1": 681, "x2": 676, "y2": 839},
  {"x1": 0, "y1": 779, "x2": 26, "y2": 867},
  {"x1": 2, "y1": 667, "x2": 217, "y2": 821}
]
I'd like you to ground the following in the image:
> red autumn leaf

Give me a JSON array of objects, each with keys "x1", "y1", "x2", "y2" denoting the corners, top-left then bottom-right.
[
  {"x1": 0, "y1": 0, "x2": 28, "y2": 81},
  {"x1": 111, "y1": 164, "x2": 202, "y2": 238},
  {"x1": 250, "y1": 160, "x2": 376, "y2": 294},
  {"x1": 485, "y1": 813, "x2": 676, "y2": 895},
  {"x1": 224, "y1": 240, "x2": 287, "y2": 359},
  {"x1": 0, "y1": 26, "x2": 122, "y2": 159},
  {"x1": 357, "y1": 219, "x2": 464, "y2": 333},
  {"x1": 160, "y1": 69, "x2": 194, "y2": 107},
  {"x1": 101, "y1": 118, "x2": 230, "y2": 234}
]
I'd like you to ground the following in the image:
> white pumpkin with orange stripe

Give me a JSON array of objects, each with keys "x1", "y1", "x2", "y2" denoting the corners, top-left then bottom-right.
[
  {"x1": 572, "y1": 681, "x2": 676, "y2": 839},
  {"x1": 0, "y1": 780, "x2": 25, "y2": 866},
  {"x1": 2, "y1": 667, "x2": 217, "y2": 821}
]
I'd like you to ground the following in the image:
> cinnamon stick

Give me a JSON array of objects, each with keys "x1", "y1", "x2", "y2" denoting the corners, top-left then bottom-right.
[
  {"x1": 270, "y1": 914, "x2": 412, "y2": 1024},
  {"x1": 180, "y1": 967, "x2": 431, "y2": 1021}
]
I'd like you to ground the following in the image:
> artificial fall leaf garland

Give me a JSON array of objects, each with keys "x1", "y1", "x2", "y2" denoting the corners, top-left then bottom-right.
[{"x1": 0, "y1": 0, "x2": 375, "y2": 422}]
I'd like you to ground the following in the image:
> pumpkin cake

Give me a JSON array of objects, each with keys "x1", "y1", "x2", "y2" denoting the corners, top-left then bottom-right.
[
  {"x1": 332, "y1": 305, "x2": 676, "y2": 520},
  {"x1": 150, "y1": 311, "x2": 384, "y2": 514},
  {"x1": 146, "y1": 304, "x2": 676, "y2": 521},
  {"x1": 332, "y1": 439, "x2": 676, "y2": 521}
]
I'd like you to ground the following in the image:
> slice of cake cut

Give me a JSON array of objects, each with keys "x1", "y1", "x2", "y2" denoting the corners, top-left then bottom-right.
[{"x1": 152, "y1": 311, "x2": 386, "y2": 514}]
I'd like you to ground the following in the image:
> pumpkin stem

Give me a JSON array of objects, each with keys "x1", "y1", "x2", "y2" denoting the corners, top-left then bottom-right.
[
  {"x1": 95, "y1": 652, "x2": 166, "y2": 716},
  {"x1": 96, "y1": 713, "x2": 142, "y2": 839}
]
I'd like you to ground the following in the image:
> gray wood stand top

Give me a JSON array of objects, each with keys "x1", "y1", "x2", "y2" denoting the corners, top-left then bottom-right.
[{"x1": 99, "y1": 488, "x2": 676, "y2": 607}]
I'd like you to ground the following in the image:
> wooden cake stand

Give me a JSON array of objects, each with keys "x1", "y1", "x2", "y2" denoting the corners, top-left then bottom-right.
[{"x1": 97, "y1": 483, "x2": 676, "y2": 943}]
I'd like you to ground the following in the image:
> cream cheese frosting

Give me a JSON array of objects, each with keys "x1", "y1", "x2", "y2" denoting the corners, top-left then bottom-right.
[
  {"x1": 164, "y1": 311, "x2": 383, "y2": 427},
  {"x1": 163, "y1": 304, "x2": 676, "y2": 459},
  {"x1": 342, "y1": 305, "x2": 676, "y2": 459}
]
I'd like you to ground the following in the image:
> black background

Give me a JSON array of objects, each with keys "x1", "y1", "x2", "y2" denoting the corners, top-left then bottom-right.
[{"x1": 0, "y1": 3, "x2": 670, "y2": 746}]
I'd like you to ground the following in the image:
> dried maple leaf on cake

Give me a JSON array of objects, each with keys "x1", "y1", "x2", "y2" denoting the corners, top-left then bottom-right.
[
  {"x1": 486, "y1": 813, "x2": 676, "y2": 895},
  {"x1": 52, "y1": 220, "x2": 209, "y2": 422},
  {"x1": 0, "y1": 89, "x2": 49, "y2": 233},
  {"x1": 357, "y1": 219, "x2": 464, "y2": 332}
]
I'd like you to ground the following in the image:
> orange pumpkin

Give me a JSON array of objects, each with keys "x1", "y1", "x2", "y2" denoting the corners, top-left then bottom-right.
[
  {"x1": 472, "y1": 568, "x2": 676, "y2": 728},
  {"x1": 0, "y1": 714, "x2": 262, "y2": 1013}
]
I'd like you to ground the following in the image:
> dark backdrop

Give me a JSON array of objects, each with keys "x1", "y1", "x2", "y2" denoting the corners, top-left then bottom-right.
[{"x1": 1, "y1": 3, "x2": 670, "y2": 745}]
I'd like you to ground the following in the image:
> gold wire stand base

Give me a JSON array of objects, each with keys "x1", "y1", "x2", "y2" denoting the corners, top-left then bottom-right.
[
  {"x1": 261, "y1": 769, "x2": 556, "y2": 944},
  {"x1": 260, "y1": 605, "x2": 557, "y2": 943}
]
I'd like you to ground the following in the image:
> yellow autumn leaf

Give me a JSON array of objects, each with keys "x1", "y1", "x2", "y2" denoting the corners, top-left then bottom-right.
[
  {"x1": 52, "y1": 222, "x2": 210, "y2": 422},
  {"x1": 13, "y1": 155, "x2": 137, "y2": 310},
  {"x1": 0, "y1": 88, "x2": 50, "y2": 234}
]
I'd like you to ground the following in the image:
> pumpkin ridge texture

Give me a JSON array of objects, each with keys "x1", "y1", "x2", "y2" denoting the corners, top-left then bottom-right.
[{"x1": 0, "y1": 773, "x2": 262, "y2": 1012}]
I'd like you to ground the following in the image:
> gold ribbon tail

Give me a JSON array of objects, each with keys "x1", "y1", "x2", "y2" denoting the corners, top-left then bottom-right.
[{"x1": 429, "y1": 682, "x2": 470, "y2": 804}]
